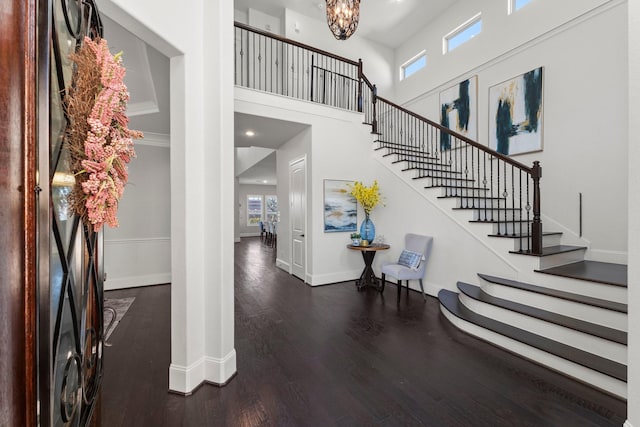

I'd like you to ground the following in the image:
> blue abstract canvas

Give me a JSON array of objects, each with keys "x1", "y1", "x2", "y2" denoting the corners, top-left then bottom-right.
[
  {"x1": 324, "y1": 180, "x2": 357, "y2": 233},
  {"x1": 439, "y1": 76, "x2": 478, "y2": 151},
  {"x1": 489, "y1": 67, "x2": 544, "y2": 156}
]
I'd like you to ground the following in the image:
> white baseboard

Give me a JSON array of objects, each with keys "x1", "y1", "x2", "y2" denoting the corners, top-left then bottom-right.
[
  {"x1": 169, "y1": 359, "x2": 205, "y2": 395},
  {"x1": 169, "y1": 349, "x2": 237, "y2": 394},
  {"x1": 275, "y1": 258, "x2": 291, "y2": 272},
  {"x1": 624, "y1": 421, "x2": 634, "y2": 427},
  {"x1": 105, "y1": 273, "x2": 171, "y2": 290},
  {"x1": 309, "y1": 270, "x2": 361, "y2": 286},
  {"x1": 585, "y1": 249, "x2": 628, "y2": 265},
  {"x1": 240, "y1": 232, "x2": 261, "y2": 238},
  {"x1": 204, "y1": 349, "x2": 237, "y2": 385}
]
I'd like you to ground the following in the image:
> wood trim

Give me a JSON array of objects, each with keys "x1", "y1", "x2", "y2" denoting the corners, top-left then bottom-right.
[
  {"x1": 0, "y1": 0, "x2": 38, "y2": 424},
  {"x1": 234, "y1": 21, "x2": 360, "y2": 67}
]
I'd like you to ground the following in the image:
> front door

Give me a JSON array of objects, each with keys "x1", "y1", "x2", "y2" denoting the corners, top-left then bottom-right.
[{"x1": 290, "y1": 157, "x2": 306, "y2": 281}]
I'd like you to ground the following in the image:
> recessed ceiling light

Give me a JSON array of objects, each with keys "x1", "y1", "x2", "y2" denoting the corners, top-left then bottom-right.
[
  {"x1": 245, "y1": 130, "x2": 255, "y2": 137},
  {"x1": 263, "y1": 180, "x2": 268, "y2": 184}
]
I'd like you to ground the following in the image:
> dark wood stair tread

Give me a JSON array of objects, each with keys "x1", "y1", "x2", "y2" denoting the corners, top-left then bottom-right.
[
  {"x1": 414, "y1": 176, "x2": 475, "y2": 182},
  {"x1": 478, "y1": 274, "x2": 627, "y2": 313},
  {"x1": 384, "y1": 152, "x2": 438, "y2": 161},
  {"x1": 454, "y1": 207, "x2": 521, "y2": 212},
  {"x1": 457, "y1": 282, "x2": 627, "y2": 345},
  {"x1": 469, "y1": 219, "x2": 531, "y2": 224},
  {"x1": 393, "y1": 159, "x2": 450, "y2": 168},
  {"x1": 536, "y1": 261, "x2": 627, "y2": 288},
  {"x1": 488, "y1": 231, "x2": 562, "y2": 239},
  {"x1": 509, "y1": 245, "x2": 586, "y2": 257},
  {"x1": 438, "y1": 196, "x2": 505, "y2": 201},
  {"x1": 375, "y1": 141, "x2": 429, "y2": 153},
  {"x1": 403, "y1": 167, "x2": 462, "y2": 174},
  {"x1": 438, "y1": 289, "x2": 627, "y2": 382},
  {"x1": 428, "y1": 185, "x2": 489, "y2": 191}
]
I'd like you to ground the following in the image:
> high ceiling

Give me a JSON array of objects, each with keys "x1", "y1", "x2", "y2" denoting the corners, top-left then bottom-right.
[{"x1": 234, "y1": 0, "x2": 457, "y2": 48}]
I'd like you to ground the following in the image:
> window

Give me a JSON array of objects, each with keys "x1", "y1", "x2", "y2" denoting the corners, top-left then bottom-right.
[
  {"x1": 509, "y1": 0, "x2": 532, "y2": 14},
  {"x1": 444, "y1": 13, "x2": 482, "y2": 53},
  {"x1": 247, "y1": 195, "x2": 263, "y2": 226},
  {"x1": 400, "y1": 51, "x2": 427, "y2": 80},
  {"x1": 265, "y1": 195, "x2": 278, "y2": 222}
]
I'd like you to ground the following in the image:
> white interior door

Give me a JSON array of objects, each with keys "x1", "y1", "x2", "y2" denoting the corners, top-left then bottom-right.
[{"x1": 290, "y1": 157, "x2": 306, "y2": 281}]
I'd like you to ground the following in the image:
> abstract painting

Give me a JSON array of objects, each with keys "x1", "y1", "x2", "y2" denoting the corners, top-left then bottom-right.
[
  {"x1": 439, "y1": 75, "x2": 477, "y2": 151},
  {"x1": 489, "y1": 67, "x2": 544, "y2": 156},
  {"x1": 324, "y1": 180, "x2": 357, "y2": 233}
]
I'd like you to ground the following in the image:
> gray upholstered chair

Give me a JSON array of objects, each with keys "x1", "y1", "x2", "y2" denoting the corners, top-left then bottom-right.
[{"x1": 381, "y1": 234, "x2": 434, "y2": 300}]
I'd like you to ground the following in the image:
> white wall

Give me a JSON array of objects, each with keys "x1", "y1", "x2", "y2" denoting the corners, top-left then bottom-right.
[
  {"x1": 238, "y1": 184, "x2": 277, "y2": 237},
  {"x1": 393, "y1": 0, "x2": 628, "y2": 263},
  {"x1": 98, "y1": 0, "x2": 236, "y2": 394},
  {"x1": 248, "y1": 8, "x2": 282, "y2": 35},
  {"x1": 104, "y1": 140, "x2": 171, "y2": 289},
  {"x1": 628, "y1": 1, "x2": 639, "y2": 425},
  {"x1": 282, "y1": 9, "x2": 395, "y2": 96}
]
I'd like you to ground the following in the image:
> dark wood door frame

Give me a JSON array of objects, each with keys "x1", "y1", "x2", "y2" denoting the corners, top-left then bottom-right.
[{"x1": 0, "y1": 0, "x2": 38, "y2": 425}]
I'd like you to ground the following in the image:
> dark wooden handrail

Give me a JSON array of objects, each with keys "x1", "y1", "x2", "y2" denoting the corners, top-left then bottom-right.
[
  {"x1": 234, "y1": 22, "x2": 360, "y2": 67},
  {"x1": 376, "y1": 95, "x2": 533, "y2": 174}
]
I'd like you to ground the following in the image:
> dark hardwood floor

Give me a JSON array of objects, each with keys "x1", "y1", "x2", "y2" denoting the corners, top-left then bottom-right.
[{"x1": 101, "y1": 237, "x2": 626, "y2": 426}]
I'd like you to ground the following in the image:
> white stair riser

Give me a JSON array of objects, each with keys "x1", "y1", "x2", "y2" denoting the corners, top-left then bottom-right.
[
  {"x1": 440, "y1": 305, "x2": 627, "y2": 399},
  {"x1": 459, "y1": 293, "x2": 627, "y2": 364},
  {"x1": 407, "y1": 165, "x2": 453, "y2": 173},
  {"x1": 482, "y1": 282, "x2": 627, "y2": 332},
  {"x1": 526, "y1": 272, "x2": 628, "y2": 304},
  {"x1": 507, "y1": 233, "x2": 563, "y2": 252},
  {"x1": 439, "y1": 188, "x2": 489, "y2": 198},
  {"x1": 490, "y1": 221, "x2": 532, "y2": 235},
  {"x1": 471, "y1": 209, "x2": 524, "y2": 222},
  {"x1": 454, "y1": 198, "x2": 506, "y2": 209},
  {"x1": 424, "y1": 178, "x2": 477, "y2": 187},
  {"x1": 414, "y1": 171, "x2": 463, "y2": 179},
  {"x1": 539, "y1": 249, "x2": 586, "y2": 269}
]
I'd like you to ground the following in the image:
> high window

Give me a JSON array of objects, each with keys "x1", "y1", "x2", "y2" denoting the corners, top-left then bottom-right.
[
  {"x1": 400, "y1": 51, "x2": 427, "y2": 80},
  {"x1": 509, "y1": 0, "x2": 533, "y2": 14},
  {"x1": 444, "y1": 13, "x2": 482, "y2": 53},
  {"x1": 247, "y1": 195, "x2": 263, "y2": 226}
]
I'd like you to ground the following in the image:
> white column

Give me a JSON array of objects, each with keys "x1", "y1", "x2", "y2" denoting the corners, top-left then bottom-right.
[{"x1": 202, "y1": 0, "x2": 237, "y2": 384}]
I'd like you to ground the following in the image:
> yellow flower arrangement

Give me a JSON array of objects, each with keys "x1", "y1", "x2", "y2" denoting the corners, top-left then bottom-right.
[{"x1": 350, "y1": 180, "x2": 383, "y2": 216}]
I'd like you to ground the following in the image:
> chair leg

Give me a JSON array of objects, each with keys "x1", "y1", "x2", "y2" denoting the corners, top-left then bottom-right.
[
  {"x1": 381, "y1": 273, "x2": 386, "y2": 293},
  {"x1": 419, "y1": 279, "x2": 426, "y2": 300},
  {"x1": 397, "y1": 280, "x2": 402, "y2": 301}
]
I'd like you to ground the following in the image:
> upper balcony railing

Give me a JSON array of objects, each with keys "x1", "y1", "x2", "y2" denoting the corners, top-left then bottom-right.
[
  {"x1": 234, "y1": 22, "x2": 543, "y2": 254},
  {"x1": 235, "y1": 22, "x2": 363, "y2": 111}
]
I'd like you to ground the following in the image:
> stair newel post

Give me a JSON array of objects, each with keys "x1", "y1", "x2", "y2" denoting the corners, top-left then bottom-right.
[
  {"x1": 372, "y1": 84, "x2": 378, "y2": 134},
  {"x1": 531, "y1": 160, "x2": 543, "y2": 254},
  {"x1": 357, "y1": 58, "x2": 363, "y2": 113}
]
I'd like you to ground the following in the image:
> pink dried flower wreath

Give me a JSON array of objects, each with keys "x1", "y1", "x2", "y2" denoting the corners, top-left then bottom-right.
[{"x1": 67, "y1": 37, "x2": 142, "y2": 232}]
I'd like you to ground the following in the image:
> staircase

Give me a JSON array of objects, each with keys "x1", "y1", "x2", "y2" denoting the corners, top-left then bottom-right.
[
  {"x1": 369, "y1": 135, "x2": 628, "y2": 399},
  {"x1": 233, "y1": 22, "x2": 628, "y2": 400}
]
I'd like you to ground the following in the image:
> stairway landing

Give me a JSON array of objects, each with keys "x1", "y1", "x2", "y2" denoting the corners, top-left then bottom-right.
[{"x1": 536, "y1": 261, "x2": 627, "y2": 287}]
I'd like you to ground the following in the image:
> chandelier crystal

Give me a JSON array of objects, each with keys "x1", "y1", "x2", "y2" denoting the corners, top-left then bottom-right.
[{"x1": 325, "y1": 0, "x2": 360, "y2": 40}]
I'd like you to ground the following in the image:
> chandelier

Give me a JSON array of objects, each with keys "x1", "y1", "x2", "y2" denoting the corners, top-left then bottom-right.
[{"x1": 325, "y1": 0, "x2": 360, "y2": 40}]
